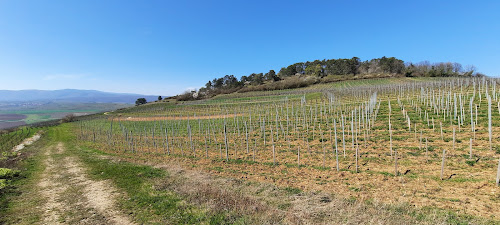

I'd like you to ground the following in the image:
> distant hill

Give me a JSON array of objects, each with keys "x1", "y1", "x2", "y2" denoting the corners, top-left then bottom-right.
[{"x1": 0, "y1": 89, "x2": 161, "y2": 104}]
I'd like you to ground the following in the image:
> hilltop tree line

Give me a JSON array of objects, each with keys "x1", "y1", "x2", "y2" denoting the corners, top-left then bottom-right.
[{"x1": 176, "y1": 56, "x2": 482, "y2": 100}]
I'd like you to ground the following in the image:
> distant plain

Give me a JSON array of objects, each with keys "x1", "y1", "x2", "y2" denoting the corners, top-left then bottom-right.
[{"x1": 0, "y1": 102, "x2": 130, "y2": 129}]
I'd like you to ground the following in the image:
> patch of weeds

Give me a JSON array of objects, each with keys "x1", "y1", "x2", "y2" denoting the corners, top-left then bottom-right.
[
  {"x1": 371, "y1": 125, "x2": 386, "y2": 130},
  {"x1": 185, "y1": 155, "x2": 197, "y2": 159},
  {"x1": 348, "y1": 186, "x2": 361, "y2": 192},
  {"x1": 283, "y1": 186, "x2": 302, "y2": 195},
  {"x1": 229, "y1": 158, "x2": 256, "y2": 165},
  {"x1": 277, "y1": 203, "x2": 291, "y2": 210},
  {"x1": 407, "y1": 151, "x2": 421, "y2": 156},
  {"x1": 211, "y1": 166, "x2": 224, "y2": 172},
  {"x1": 312, "y1": 165, "x2": 330, "y2": 171},
  {"x1": 465, "y1": 160, "x2": 476, "y2": 166},
  {"x1": 364, "y1": 157, "x2": 380, "y2": 162},
  {"x1": 255, "y1": 187, "x2": 266, "y2": 194},
  {"x1": 0, "y1": 168, "x2": 20, "y2": 179},
  {"x1": 392, "y1": 136, "x2": 406, "y2": 141},
  {"x1": 284, "y1": 163, "x2": 306, "y2": 168},
  {"x1": 447, "y1": 177, "x2": 482, "y2": 183},
  {"x1": 406, "y1": 146, "x2": 419, "y2": 151},
  {"x1": 346, "y1": 196, "x2": 357, "y2": 204},
  {"x1": 263, "y1": 162, "x2": 279, "y2": 167},
  {"x1": 404, "y1": 172, "x2": 418, "y2": 178},
  {"x1": 0, "y1": 179, "x2": 8, "y2": 190},
  {"x1": 320, "y1": 196, "x2": 331, "y2": 203},
  {"x1": 379, "y1": 171, "x2": 395, "y2": 177},
  {"x1": 0, "y1": 168, "x2": 21, "y2": 192}
]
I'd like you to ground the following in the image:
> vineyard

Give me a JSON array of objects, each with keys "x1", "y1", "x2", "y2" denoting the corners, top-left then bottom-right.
[
  {"x1": 0, "y1": 127, "x2": 39, "y2": 162},
  {"x1": 76, "y1": 77, "x2": 500, "y2": 218}
]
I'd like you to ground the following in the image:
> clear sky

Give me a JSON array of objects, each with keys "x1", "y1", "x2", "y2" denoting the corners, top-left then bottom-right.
[{"x1": 0, "y1": 1, "x2": 499, "y2": 96}]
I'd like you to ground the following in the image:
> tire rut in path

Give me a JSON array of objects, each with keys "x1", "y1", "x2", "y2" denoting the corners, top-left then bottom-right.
[{"x1": 38, "y1": 142, "x2": 135, "y2": 224}]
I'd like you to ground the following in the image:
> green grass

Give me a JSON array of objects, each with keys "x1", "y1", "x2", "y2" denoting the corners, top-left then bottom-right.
[
  {"x1": 24, "y1": 114, "x2": 52, "y2": 124},
  {"x1": 0, "y1": 127, "x2": 40, "y2": 161},
  {"x1": 283, "y1": 186, "x2": 302, "y2": 195},
  {"x1": 0, "y1": 168, "x2": 19, "y2": 179},
  {"x1": 465, "y1": 160, "x2": 477, "y2": 166},
  {"x1": 80, "y1": 149, "x2": 211, "y2": 224},
  {"x1": 0, "y1": 133, "x2": 45, "y2": 224}
]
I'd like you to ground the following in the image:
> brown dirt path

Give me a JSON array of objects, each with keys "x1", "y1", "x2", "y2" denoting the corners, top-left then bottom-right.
[
  {"x1": 114, "y1": 113, "x2": 243, "y2": 121},
  {"x1": 38, "y1": 142, "x2": 134, "y2": 224}
]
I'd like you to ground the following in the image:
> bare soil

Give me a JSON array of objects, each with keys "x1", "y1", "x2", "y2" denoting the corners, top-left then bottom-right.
[
  {"x1": 12, "y1": 133, "x2": 41, "y2": 152},
  {"x1": 115, "y1": 113, "x2": 243, "y2": 121}
]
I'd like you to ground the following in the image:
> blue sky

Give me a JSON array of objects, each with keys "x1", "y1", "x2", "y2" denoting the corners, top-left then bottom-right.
[{"x1": 0, "y1": 1, "x2": 499, "y2": 96}]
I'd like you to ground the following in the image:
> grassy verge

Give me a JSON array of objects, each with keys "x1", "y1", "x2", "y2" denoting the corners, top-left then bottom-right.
[
  {"x1": 0, "y1": 130, "x2": 46, "y2": 224},
  {"x1": 77, "y1": 147, "x2": 231, "y2": 224}
]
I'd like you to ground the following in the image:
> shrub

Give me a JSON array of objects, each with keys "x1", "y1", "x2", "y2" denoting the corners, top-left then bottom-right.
[
  {"x1": 238, "y1": 76, "x2": 318, "y2": 93},
  {"x1": 61, "y1": 114, "x2": 75, "y2": 123},
  {"x1": 0, "y1": 168, "x2": 19, "y2": 179},
  {"x1": 176, "y1": 91, "x2": 195, "y2": 101}
]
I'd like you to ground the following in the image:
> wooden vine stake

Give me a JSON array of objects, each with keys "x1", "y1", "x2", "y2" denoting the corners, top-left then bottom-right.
[
  {"x1": 271, "y1": 125, "x2": 276, "y2": 166},
  {"x1": 320, "y1": 124, "x2": 326, "y2": 168},
  {"x1": 204, "y1": 128, "x2": 208, "y2": 158},
  {"x1": 488, "y1": 95, "x2": 492, "y2": 151},
  {"x1": 441, "y1": 149, "x2": 446, "y2": 180},
  {"x1": 244, "y1": 121, "x2": 249, "y2": 154},
  {"x1": 224, "y1": 121, "x2": 228, "y2": 161},
  {"x1": 394, "y1": 147, "x2": 398, "y2": 177},
  {"x1": 452, "y1": 127, "x2": 456, "y2": 151},
  {"x1": 469, "y1": 138, "x2": 473, "y2": 159},
  {"x1": 297, "y1": 146, "x2": 300, "y2": 168},
  {"x1": 497, "y1": 158, "x2": 500, "y2": 186},
  {"x1": 334, "y1": 119, "x2": 339, "y2": 172},
  {"x1": 188, "y1": 124, "x2": 194, "y2": 156},
  {"x1": 440, "y1": 122, "x2": 443, "y2": 141},
  {"x1": 425, "y1": 138, "x2": 428, "y2": 162},
  {"x1": 355, "y1": 145, "x2": 359, "y2": 173},
  {"x1": 389, "y1": 99, "x2": 393, "y2": 156}
]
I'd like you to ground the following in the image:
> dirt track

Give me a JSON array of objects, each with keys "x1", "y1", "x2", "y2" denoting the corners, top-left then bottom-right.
[
  {"x1": 38, "y1": 142, "x2": 134, "y2": 224},
  {"x1": 115, "y1": 113, "x2": 243, "y2": 121}
]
